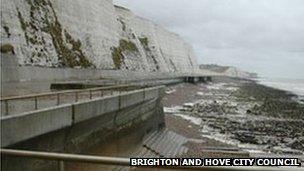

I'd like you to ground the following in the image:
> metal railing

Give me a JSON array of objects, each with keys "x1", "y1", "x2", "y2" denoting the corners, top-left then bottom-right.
[
  {"x1": 1, "y1": 149, "x2": 302, "y2": 171},
  {"x1": 0, "y1": 84, "x2": 138, "y2": 116}
]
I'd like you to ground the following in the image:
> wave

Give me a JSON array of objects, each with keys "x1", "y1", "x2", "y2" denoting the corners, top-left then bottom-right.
[{"x1": 256, "y1": 77, "x2": 304, "y2": 97}]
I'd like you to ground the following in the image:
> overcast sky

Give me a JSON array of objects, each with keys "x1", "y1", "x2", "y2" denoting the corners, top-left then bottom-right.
[{"x1": 114, "y1": 0, "x2": 304, "y2": 79}]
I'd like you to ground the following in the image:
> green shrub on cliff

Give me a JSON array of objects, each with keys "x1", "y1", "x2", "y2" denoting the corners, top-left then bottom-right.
[
  {"x1": 119, "y1": 39, "x2": 138, "y2": 52},
  {"x1": 139, "y1": 37, "x2": 149, "y2": 47},
  {"x1": 111, "y1": 39, "x2": 139, "y2": 69},
  {"x1": 138, "y1": 36, "x2": 160, "y2": 71},
  {"x1": 111, "y1": 47, "x2": 123, "y2": 69},
  {"x1": 16, "y1": 0, "x2": 93, "y2": 68},
  {"x1": 1, "y1": 44, "x2": 14, "y2": 54}
]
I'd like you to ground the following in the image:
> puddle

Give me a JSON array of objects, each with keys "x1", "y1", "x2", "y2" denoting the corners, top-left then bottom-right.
[
  {"x1": 174, "y1": 114, "x2": 202, "y2": 126},
  {"x1": 164, "y1": 106, "x2": 183, "y2": 113}
]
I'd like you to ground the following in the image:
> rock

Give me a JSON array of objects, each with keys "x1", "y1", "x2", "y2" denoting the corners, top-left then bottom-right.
[
  {"x1": 287, "y1": 138, "x2": 304, "y2": 151},
  {"x1": 282, "y1": 137, "x2": 293, "y2": 143},
  {"x1": 235, "y1": 132, "x2": 258, "y2": 144}
]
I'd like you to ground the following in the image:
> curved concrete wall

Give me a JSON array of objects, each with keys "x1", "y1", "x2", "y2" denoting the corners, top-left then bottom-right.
[{"x1": 1, "y1": 86, "x2": 165, "y2": 147}]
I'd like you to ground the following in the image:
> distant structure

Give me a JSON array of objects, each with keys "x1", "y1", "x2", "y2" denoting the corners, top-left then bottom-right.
[{"x1": 200, "y1": 64, "x2": 258, "y2": 79}]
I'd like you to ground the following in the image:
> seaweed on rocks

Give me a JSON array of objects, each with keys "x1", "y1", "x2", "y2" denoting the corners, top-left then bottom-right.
[
  {"x1": 251, "y1": 98, "x2": 304, "y2": 119},
  {"x1": 235, "y1": 82, "x2": 304, "y2": 120},
  {"x1": 234, "y1": 82, "x2": 296, "y2": 101},
  {"x1": 164, "y1": 79, "x2": 304, "y2": 155}
]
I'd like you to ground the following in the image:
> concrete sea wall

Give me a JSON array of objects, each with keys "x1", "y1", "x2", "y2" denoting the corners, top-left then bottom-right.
[
  {"x1": 1, "y1": 54, "x2": 185, "y2": 96},
  {"x1": 1, "y1": 54, "x2": 186, "y2": 83},
  {"x1": 1, "y1": 86, "x2": 165, "y2": 170},
  {"x1": 1, "y1": 86, "x2": 165, "y2": 147}
]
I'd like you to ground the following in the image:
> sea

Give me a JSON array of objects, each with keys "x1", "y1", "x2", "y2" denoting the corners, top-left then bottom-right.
[{"x1": 256, "y1": 77, "x2": 304, "y2": 101}]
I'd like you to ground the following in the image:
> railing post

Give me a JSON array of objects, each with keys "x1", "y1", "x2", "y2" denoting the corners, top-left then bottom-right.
[
  {"x1": 75, "y1": 92, "x2": 78, "y2": 102},
  {"x1": 58, "y1": 160, "x2": 64, "y2": 171},
  {"x1": 57, "y1": 94, "x2": 60, "y2": 106},
  {"x1": 5, "y1": 100, "x2": 9, "y2": 116},
  {"x1": 89, "y1": 90, "x2": 92, "y2": 99},
  {"x1": 34, "y1": 96, "x2": 38, "y2": 110}
]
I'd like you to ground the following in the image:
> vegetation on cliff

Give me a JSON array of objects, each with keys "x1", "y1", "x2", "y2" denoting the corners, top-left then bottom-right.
[
  {"x1": 139, "y1": 37, "x2": 160, "y2": 71},
  {"x1": 111, "y1": 39, "x2": 139, "y2": 69},
  {"x1": 139, "y1": 37, "x2": 149, "y2": 48},
  {"x1": 4, "y1": 0, "x2": 197, "y2": 71},
  {"x1": 16, "y1": 0, "x2": 92, "y2": 68},
  {"x1": 1, "y1": 44, "x2": 14, "y2": 54}
]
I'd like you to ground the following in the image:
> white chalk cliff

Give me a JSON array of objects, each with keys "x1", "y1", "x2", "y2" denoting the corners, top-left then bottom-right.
[
  {"x1": 1, "y1": 0, "x2": 198, "y2": 73},
  {"x1": 200, "y1": 64, "x2": 258, "y2": 78}
]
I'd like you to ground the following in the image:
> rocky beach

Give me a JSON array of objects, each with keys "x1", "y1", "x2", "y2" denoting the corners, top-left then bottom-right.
[
  {"x1": 2, "y1": 0, "x2": 304, "y2": 170},
  {"x1": 163, "y1": 76, "x2": 304, "y2": 157}
]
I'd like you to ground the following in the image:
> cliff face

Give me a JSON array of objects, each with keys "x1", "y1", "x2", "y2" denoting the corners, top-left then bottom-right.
[
  {"x1": 1, "y1": 0, "x2": 198, "y2": 73},
  {"x1": 200, "y1": 64, "x2": 258, "y2": 78}
]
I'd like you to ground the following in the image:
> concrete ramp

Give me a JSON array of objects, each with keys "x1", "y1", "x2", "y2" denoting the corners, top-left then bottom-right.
[
  {"x1": 141, "y1": 129, "x2": 188, "y2": 158},
  {"x1": 113, "y1": 129, "x2": 189, "y2": 171}
]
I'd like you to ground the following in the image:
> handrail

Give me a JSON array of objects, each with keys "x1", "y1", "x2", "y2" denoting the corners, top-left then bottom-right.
[
  {"x1": 0, "y1": 85, "x2": 163, "y2": 116},
  {"x1": 1, "y1": 149, "x2": 302, "y2": 171},
  {"x1": 0, "y1": 76, "x2": 185, "y2": 101},
  {"x1": 0, "y1": 84, "x2": 133, "y2": 101},
  {"x1": 1, "y1": 149, "x2": 129, "y2": 166},
  {"x1": 0, "y1": 84, "x2": 141, "y2": 116}
]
